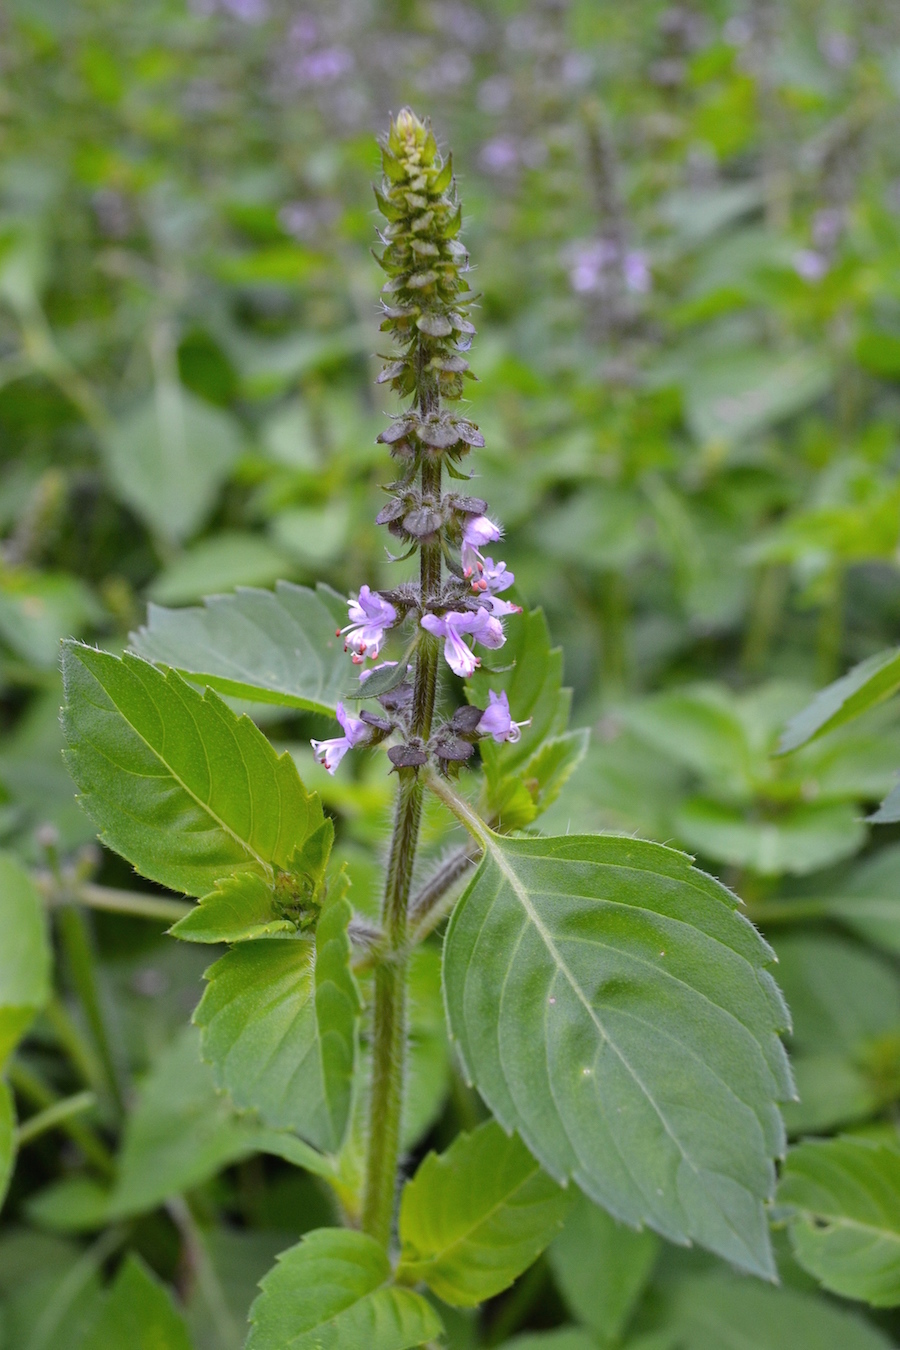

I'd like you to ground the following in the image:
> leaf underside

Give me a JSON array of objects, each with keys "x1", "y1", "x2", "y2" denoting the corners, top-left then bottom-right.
[
  {"x1": 443, "y1": 831, "x2": 793, "y2": 1276},
  {"x1": 130, "y1": 581, "x2": 349, "y2": 714}
]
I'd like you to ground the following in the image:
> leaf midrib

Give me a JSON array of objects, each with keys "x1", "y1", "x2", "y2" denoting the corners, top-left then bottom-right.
[{"x1": 83, "y1": 662, "x2": 274, "y2": 877}]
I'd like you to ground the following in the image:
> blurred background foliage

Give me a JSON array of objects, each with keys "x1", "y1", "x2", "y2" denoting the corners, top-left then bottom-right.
[{"x1": 5, "y1": 0, "x2": 900, "y2": 1345}]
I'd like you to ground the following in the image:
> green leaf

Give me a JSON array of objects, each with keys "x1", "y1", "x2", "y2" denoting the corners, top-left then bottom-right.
[
  {"x1": 485, "y1": 730, "x2": 591, "y2": 834},
  {"x1": 61, "y1": 642, "x2": 324, "y2": 897},
  {"x1": 0, "y1": 851, "x2": 51, "y2": 1067},
  {"x1": 26, "y1": 1177, "x2": 113, "y2": 1234},
  {"x1": 443, "y1": 829, "x2": 792, "y2": 1276},
  {"x1": 148, "y1": 532, "x2": 294, "y2": 607},
  {"x1": 81, "y1": 1255, "x2": 192, "y2": 1350},
  {"x1": 0, "y1": 569, "x2": 100, "y2": 670},
  {"x1": 774, "y1": 935, "x2": 900, "y2": 1135},
  {"x1": 171, "y1": 872, "x2": 297, "y2": 944},
  {"x1": 813, "y1": 845, "x2": 900, "y2": 956},
  {"x1": 673, "y1": 797, "x2": 865, "y2": 876},
  {"x1": 682, "y1": 348, "x2": 832, "y2": 447},
  {"x1": 500, "y1": 1333, "x2": 597, "y2": 1350},
  {"x1": 0, "y1": 1080, "x2": 15, "y2": 1212},
  {"x1": 778, "y1": 1136, "x2": 900, "y2": 1307},
  {"x1": 102, "y1": 386, "x2": 242, "y2": 545},
  {"x1": 779, "y1": 647, "x2": 900, "y2": 753},
  {"x1": 110, "y1": 1026, "x2": 333, "y2": 1218},
  {"x1": 194, "y1": 877, "x2": 360, "y2": 1152},
  {"x1": 547, "y1": 1191, "x2": 658, "y2": 1342},
  {"x1": 246, "y1": 1228, "x2": 443, "y2": 1350},
  {"x1": 130, "y1": 582, "x2": 349, "y2": 714},
  {"x1": 664, "y1": 1270, "x2": 894, "y2": 1350},
  {"x1": 402, "y1": 945, "x2": 451, "y2": 1152},
  {"x1": 397, "y1": 1119, "x2": 572, "y2": 1307}
]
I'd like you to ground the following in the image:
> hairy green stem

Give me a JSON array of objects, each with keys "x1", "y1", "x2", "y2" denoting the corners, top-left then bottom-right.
[{"x1": 361, "y1": 540, "x2": 442, "y2": 1251}]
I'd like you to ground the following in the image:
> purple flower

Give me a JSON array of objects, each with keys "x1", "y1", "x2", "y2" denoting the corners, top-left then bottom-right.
[
  {"x1": 462, "y1": 515, "x2": 503, "y2": 576},
  {"x1": 793, "y1": 249, "x2": 829, "y2": 283},
  {"x1": 477, "y1": 689, "x2": 531, "y2": 745},
  {"x1": 338, "y1": 586, "x2": 397, "y2": 664},
  {"x1": 471, "y1": 555, "x2": 513, "y2": 595},
  {"x1": 421, "y1": 608, "x2": 506, "y2": 679},
  {"x1": 623, "y1": 250, "x2": 651, "y2": 294},
  {"x1": 311, "y1": 701, "x2": 367, "y2": 774}
]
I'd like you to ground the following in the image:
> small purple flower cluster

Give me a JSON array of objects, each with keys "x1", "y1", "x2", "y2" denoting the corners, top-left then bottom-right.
[{"x1": 311, "y1": 512, "x2": 528, "y2": 773}]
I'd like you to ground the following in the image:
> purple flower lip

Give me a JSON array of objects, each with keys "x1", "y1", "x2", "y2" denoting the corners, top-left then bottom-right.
[
  {"x1": 338, "y1": 585, "x2": 398, "y2": 663},
  {"x1": 477, "y1": 689, "x2": 531, "y2": 744},
  {"x1": 421, "y1": 607, "x2": 506, "y2": 678},
  {"x1": 311, "y1": 701, "x2": 368, "y2": 774}
]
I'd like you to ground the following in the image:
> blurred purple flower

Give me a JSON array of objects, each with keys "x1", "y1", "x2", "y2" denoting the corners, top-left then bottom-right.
[
  {"x1": 477, "y1": 76, "x2": 512, "y2": 114},
  {"x1": 793, "y1": 249, "x2": 829, "y2": 283},
  {"x1": 462, "y1": 515, "x2": 502, "y2": 576},
  {"x1": 623, "y1": 250, "x2": 651, "y2": 294},
  {"x1": 293, "y1": 46, "x2": 354, "y2": 86},
  {"x1": 479, "y1": 137, "x2": 519, "y2": 175},
  {"x1": 812, "y1": 208, "x2": 844, "y2": 250},
  {"x1": 819, "y1": 31, "x2": 855, "y2": 68}
]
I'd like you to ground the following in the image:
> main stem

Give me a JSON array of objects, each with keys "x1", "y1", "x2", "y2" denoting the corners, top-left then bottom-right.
[{"x1": 361, "y1": 454, "x2": 441, "y2": 1250}]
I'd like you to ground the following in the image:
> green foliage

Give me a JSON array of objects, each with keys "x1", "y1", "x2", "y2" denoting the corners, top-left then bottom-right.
[
  {"x1": 80, "y1": 1254, "x2": 192, "y2": 1350},
  {"x1": 195, "y1": 877, "x2": 360, "y2": 1153},
  {"x1": 443, "y1": 829, "x2": 791, "y2": 1275},
  {"x1": 103, "y1": 389, "x2": 242, "y2": 546},
  {"x1": 661, "y1": 1271, "x2": 894, "y2": 1350},
  {"x1": 0, "y1": 1082, "x2": 14, "y2": 1212},
  {"x1": 778, "y1": 1137, "x2": 900, "y2": 1307},
  {"x1": 780, "y1": 648, "x2": 900, "y2": 753},
  {"x1": 0, "y1": 853, "x2": 50, "y2": 1066},
  {"x1": 131, "y1": 583, "x2": 349, "y2": 714},
  {"x1": 245, "y1": 1228, "x2": 442, "y2": 1350},
  {"x1": 548, "y1": 1192, "x2": 659, "y2": 1342},
  {"x1": 61, "y1": 642, "x2": 324, "y2": 896},
  {"x1": 397, "y1": 1119, "x2": 572, "y2": 1306}
]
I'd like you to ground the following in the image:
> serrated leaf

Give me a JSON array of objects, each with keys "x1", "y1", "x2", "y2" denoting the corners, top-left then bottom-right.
[
  {"x1": 0, "y1": 852, "x2": 51, "y2": 1068},
  {"x1": 246, "y1": 1227, "x2": 442, "y2": 1350},
  {"x1": 397, "y1": 1119, "x2": 572, "y2": 1307},
  {"x1": 779, "y1": 647, "x2": 900, "y2": 753},
  {"x1": 170, "y1": 872, "x2": 296, "y2": 944},
  {"x1": 486, "y1": 730, "x2": 591, "y2": 834},
  {"x1": 665, "y1": 1270, "x2": 894, "y2": 1350},
  {"x1": 0, "y1": 1080, "x2": 15, "y2": 1212},
  {"x1": 195, "y1": 878, "x2": 359, "y2": 1152},
  {"x1": 778, "y1": 1136, "x2": 900, "y2": 1306},
  {"x1": 547, "y1": 1191, "x2": 658, "y2": 1342},
  {"x1": 61, "y1": 642, "x2": 324, "y2": 898},
  {"x1": 443, "y1": 829, "x2": 792, "y2": 1275},
  {"x1": 102, "y1": 386, "x2": 242, "y2": 545},
  {"x1": 130, "y1": 582, "x2": 349, "y2": 714},
  {"x1": 81, "y1": 1254, "x2": 192, "y2": 1350}
]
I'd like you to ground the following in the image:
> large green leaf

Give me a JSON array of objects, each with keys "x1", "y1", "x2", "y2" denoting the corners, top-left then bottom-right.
[
  {"x1": 0, "y1": 852, "x2": 51, "y2": 1067},
  {"x1": 663, "y1": 1270, "x2": 893, "y2": 1350},
  {"x1": 81, "y1": 1255, "x2": 192, "y2": 1350},
  {"x1": 194, "y1": 878, "x2": 360, "y2": 1153},
  {"x1": 130, "y1": 583, "x2": 349, "y2": 714},
  {"x1": 102, "y1": 386, "x2": 242, "y2": 545},
  {"x1": 111, "y1": 1026, "x2": 333, "y2": 1218},
  {"x1": 674, "y1": 797, "x2": 865, "y2": 876},
  {"x1": 148, "y1": 532, "x2": 293, "y2": 607},
  {"x1": 397, "y1": 1119, "x2": 572, "y2": 1307},
  {"x1": 547, "y1": 1191, "x2": 658, "y2": 1342},
  {"x1": 443, "y1": 828, "x2": 792, "y2": 1276},
  {"x1": 773, "y1": 934, "x2": 900, "y2": 1135},
  {"x1": 779, "y1": 647, "x2": 900, "y2": 753},
  {"x1": 0, "y1": 1081, "x2": 14, "y2": 1212},
  {"x1": 778, "y1": 1136, "x2": 900, "y2": 1307},
  {"x1": 61, "y1": 642, "x2": 324, "y2": 897},
  {"x1": 246, "y1": 1228, "x2": 442, "y2": 1350}
]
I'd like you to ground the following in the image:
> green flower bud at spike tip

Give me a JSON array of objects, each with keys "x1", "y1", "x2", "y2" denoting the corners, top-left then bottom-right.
[{"x1": 375, "y1": 108, "x2": 477, "y2": 430}]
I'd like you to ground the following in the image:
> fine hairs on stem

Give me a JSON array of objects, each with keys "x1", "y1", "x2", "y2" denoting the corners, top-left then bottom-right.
[{"x1": 308, "y1": 109, "x2": 530, "y2": 1248}]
